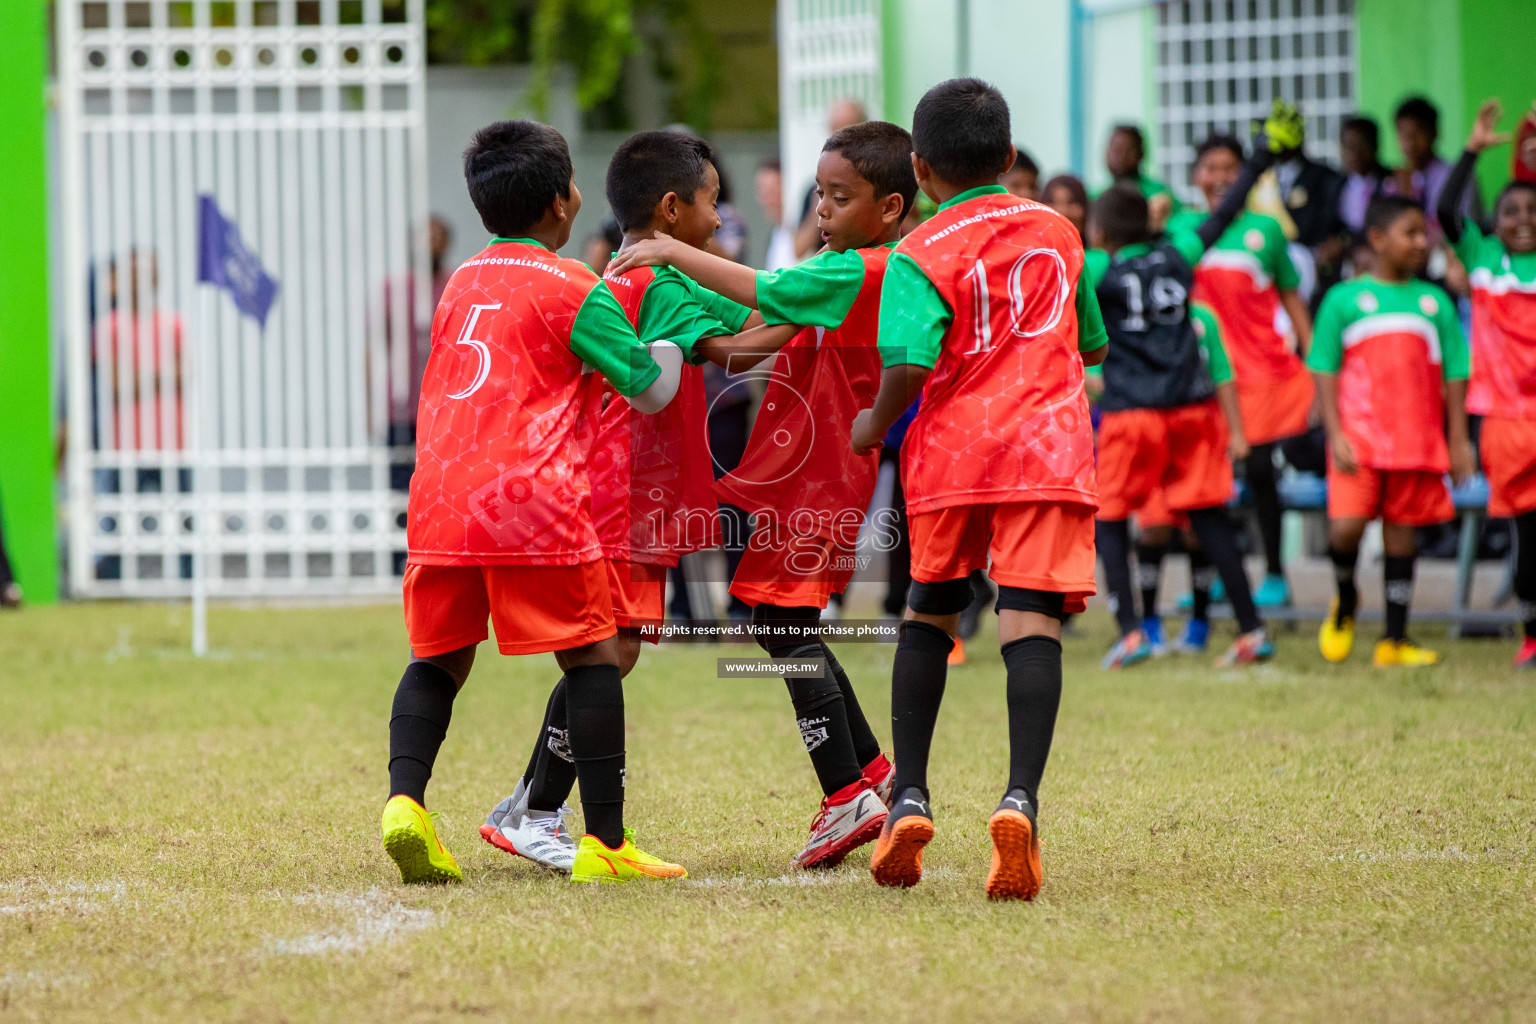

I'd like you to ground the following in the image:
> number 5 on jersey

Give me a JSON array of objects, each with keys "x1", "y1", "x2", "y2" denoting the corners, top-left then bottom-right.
[
  {"x1": 446, "y1": 302, "x2": 501, "y2": 400},
  {"x1": 962, "y1": 250, "x2": 1071, "y2": 354}
]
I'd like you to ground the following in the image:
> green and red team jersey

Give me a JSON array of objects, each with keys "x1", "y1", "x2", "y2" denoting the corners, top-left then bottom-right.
[
  {"x1": 1306, "y1": 277, "x2": 1470, "y2": 472},
  {"x1": 713, "y1": 244, "x2": 891, "y2": 546},
  {"x1": 1455, "y1": 222, "x2": 1536, "y2": 419},
  {"x1": 590, "y1": 263, "x2": 752, "y2": 565},
  {"x1": 1167, "y1": 208, "x2": 1302, "y2": 385},
  {"x1": 880, "y1": 185, "x2": 1108, "y2": 515},
  {"x1": 408, "y1": 238, "x2": 660, "y2": 566}
]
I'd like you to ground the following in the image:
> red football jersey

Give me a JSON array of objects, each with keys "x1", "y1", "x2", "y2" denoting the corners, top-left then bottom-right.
[
  {"x1": 1466, "y1": 267, "x2": 1536, "y2": 420},
  {"x1": 408, "y1": 241, "x2": 610, "y2": 565},
  {"x1": 898, "y1": 195, "x2": 1097, "y2": 515},
  {"x1": 588, "y1": 265, "x2": 721, "y2": 565},
  {"x1": 714, "y1": 248, "x2": 888, "y2": 546}
]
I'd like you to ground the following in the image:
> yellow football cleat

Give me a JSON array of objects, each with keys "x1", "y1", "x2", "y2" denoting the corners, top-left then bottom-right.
[
  {"x1": 1318, "y1": 599, "x2": 1355, "y2": 662},
  {"x1": 1373, "y1": 639, "x2": 1440, "y2": 668},
  {"x1": 381, "y1": 795, "x2": 462, "y2": 884},
  {"x1": 569, "y1": 832, "x2": 687, "y2": 884}
]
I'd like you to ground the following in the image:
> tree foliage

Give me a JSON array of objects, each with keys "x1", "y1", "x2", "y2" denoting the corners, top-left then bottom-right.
[{"x1": 424, "y1": 0, "x2": 723, "y2": 129}]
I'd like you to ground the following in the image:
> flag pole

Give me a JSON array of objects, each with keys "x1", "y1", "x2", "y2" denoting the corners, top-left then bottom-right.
[{"x1": 190, "y1": 283, "x2": 209, "y2": 657}]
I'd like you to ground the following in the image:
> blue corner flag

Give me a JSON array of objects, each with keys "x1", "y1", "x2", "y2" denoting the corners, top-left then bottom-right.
[{"x1": 197, "y1": 194, "x2": 278, "y2": 328}]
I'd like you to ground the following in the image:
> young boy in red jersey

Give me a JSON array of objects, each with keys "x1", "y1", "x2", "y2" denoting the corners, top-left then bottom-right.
[
  {"x1": 382, "y1": 121, "x2": 689, "y2": 886},
  {"x1": 848, "y1": 79, "x2": 1108, "y2": 901},
  {"x1": 1310, "y1": 195, "x2": 1475, "y2": 667},
  {"x1": 481, "y1": 130, "x2": 799, "y2": 873},
  {"x1": 1168, "y1": 134, "x2": 1316, "y2": 610},
  {"x1": 1437, "y1": 99, "x2": 1536, "y2": 669},
  {"x1": 1088, "y1": 130, "x2": 1289, "y2": 671},
  {"x1": 610, "y1": 121, "x2": 919, "y2": 868}
]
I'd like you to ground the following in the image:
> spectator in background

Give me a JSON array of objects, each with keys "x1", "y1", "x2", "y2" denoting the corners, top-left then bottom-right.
[
  {"x1": 580, "y1": 215, "x2": 624, "y2": 276},
  {"x1": 1338, "y1": 116, "x2": 1390, "y2": 236},
  {"x1": 1383, "y1": 96, "x2": 1481, "y2": 293},
  {"x1": 1247, "y1": 110, "x2": 1346, "y2": 303},
  {"x1": 756, "y1": 158, "x2": 796, "y2": 271},
  {"x1": 1512, "y1": 104, "x2": 1536, "y2": 184},
  {"x1": 384, "y1": 215, "x2": 453, "y2": 451},
  {"x1": 1042, "y1": 174, "x2": 1089, "y2": 240},
  {"x1": 1000, "y1": 147, "x2": 1040, "y2": 200},
  {"x1": 794, "y1": 97, "x2": 867, "y2": 258},
  {"x1": 1103, "y1": 123, "x2": 1178, "y2": 227},
  {"x1": 712, "y1": 160, "x2": 749, "y2": 264}
]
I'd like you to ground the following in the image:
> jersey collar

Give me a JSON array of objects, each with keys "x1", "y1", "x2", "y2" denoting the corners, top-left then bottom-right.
[
  {"x1": 490, "y1": 236, "x2": 551, "y2": 250},
  {"x1": 937, "y1": 184, "x2": 1009, "y2": 212},
  {"x1": 1112, "y1": 242, "x2": 1154, "y2": 262}
]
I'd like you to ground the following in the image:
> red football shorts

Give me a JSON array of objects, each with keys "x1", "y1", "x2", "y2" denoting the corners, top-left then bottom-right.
[
  {"x1": 1235, "y1": 365, "x2": 1314, "y2": 445},
  {"x1": 730, "y1": 532, "x2": 857, "y2": 610},
  {"x1": 606, "y1": 558, "x2": 667, "y2": 641},
  {"x1": 1480, "y1": 416, "x2": 1536, "y2": 519},
  {"x1": 1326, "y1": 465, "x2": 1453, "y2": 525},
  {"x1": 1096, "y1": 402, "x2": 1234, "y2": 522},
  {"x1": 908, "y1": 501, "x2": 1097, "y2": 614},
  {"x1": 403, "y1": 561, "x2": 616, "y2": 657},
  {"x1": 1137, "y1": 486, "x2": 1189, "y2": 531}
]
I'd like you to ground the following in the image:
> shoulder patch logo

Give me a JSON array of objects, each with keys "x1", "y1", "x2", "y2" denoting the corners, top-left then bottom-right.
[
  {"x1": 1357, "y1": 291, "x2": 1379, "y2": 314},
  {"x1": 1418, "y1": 293, "x2": 1439, "y2": 316},
  {"x1": 1244, "y1": 228, "x2": 1265, "y2": 252}
]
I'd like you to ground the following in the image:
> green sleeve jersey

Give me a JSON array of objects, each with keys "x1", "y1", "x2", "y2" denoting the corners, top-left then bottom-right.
[
  {"x1": 1453, "y1": 219, "x2": 1536, "y2": 282},
  {"x1": 756, "y1": 245, "x2": 893, "y2": 329},
  {"x1": 1305, "y1": 277, "x2": 1470, "y2": 381},
  {"x1": 569, "y1": 282, "x2": 661, "y2": 397},
  {"x1": 878, "y1": 252, "x2": 1108, "y2": 369},
  {"x1": 1167, "y1": 209, "x2": 1299, "y2": 290},
  {"x1": 1191, "y1": 302, "x2": 1234, "y2": 385},
  {"x1": 637, "y1": 267, "x2": 753, "y2": 365}
]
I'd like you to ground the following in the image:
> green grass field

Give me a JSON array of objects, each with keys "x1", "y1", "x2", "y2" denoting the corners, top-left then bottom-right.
[{"x1": 2, "y1": 600, "x2": 1534, "y2": 1023}]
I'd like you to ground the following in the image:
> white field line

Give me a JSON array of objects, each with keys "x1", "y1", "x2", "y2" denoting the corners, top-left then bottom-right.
[
  {"x1": 0, "y1": 880, "x2": 127, "y2": 916},
  {"x1": 266, "y1": 888, "x2": 437, "y2": 956},
  {"x1": 684, "y1": 865, "x2": 961, "y2": 889}
]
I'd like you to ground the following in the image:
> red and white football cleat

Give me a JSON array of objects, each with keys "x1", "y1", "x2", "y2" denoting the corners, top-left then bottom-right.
[
  {"x1": 792, "y1": 780, "x2": 888, "y2": 870},
  {"x1": 862, "y1": 752, "x2": 895, "y2": 809}
]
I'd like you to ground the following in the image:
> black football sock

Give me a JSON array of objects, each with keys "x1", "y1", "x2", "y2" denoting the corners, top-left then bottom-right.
[
  {"x1": 823, "y1": 645, "x2": 883, "y2": 767},
  {"x1": 528, "y1": 676, "x2": 577, "y2": 812},
  {"x1": 388, "y1": 661, "x2": 458, "y2": 807},
  {"x1": 564, "y1": 663, "x2": 626, "y2": 848},
  {"x1": 521, "y1": 676, "x2": 562, "y2": 787},
  {"x1": 1246, "y1": 443, "x2": 1285, "y2": 577},
  {"x1": 1189, "y1": 548, "x2": 1215, "y2": 621},
  {"x1": 753, "y1": 605, "x2": 863, "y2": 794},
  {"x1": 1330, "y1": 545, "x2": 1360, "y2": 622},
  {"x1": 1383, "y1": 555, "x2": 1416, "y2": 642},
  {"x1": 1516, "y1": 512, "x2": 1536, "y2": 640},
  {"x1": 1188, "y1": 507, "x2": 1262, "y2": 633},
  {"x1": 1002, "y1": 635, "x2": 1062, "y2": 814},
  {"x1": 1135, "y1": 540, "x2": 1167, "y2": 621},
  {"x1": 889, "y1": 620, "x2": 953, "y2": 799},
  {"x1": 1095, "y1": 519, "x2": 1140, "y2": 635}
]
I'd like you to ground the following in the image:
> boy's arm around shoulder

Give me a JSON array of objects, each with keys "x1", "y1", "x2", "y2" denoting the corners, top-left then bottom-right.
[{"x1": 569, "y1": 280, "x2": 679, "y2": 413}]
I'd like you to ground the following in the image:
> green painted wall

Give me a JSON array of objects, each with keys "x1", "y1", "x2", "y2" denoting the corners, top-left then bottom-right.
[
  {"x1": 1358, "y1": 0, "x2": 1536, "y2": 202},
  {"x1": 0, "y1": 0, "x2": 57, "y2": 603}
]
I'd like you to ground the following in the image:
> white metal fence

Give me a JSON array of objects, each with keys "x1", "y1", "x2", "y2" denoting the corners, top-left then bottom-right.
[
  {"x1": 58, "y1": 0, "x2": 428, "y2": 599},
  {"x1": 1153, "y1": 0, "x2": 1356, "y2": 204},
  {"x1": 776, "y1": 0, "x2": 884, "y2": 226}
]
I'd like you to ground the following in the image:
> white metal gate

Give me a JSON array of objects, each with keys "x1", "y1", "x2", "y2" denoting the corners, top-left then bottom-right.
[
  {"x1": 1153, "y1": 0, "x2": 1356, "y2": 204},
  {"x1": 776, "y1": 0, "x2": 884, "y2": 227},
  {"x1": 58, "y1": 0, "x2": 428, "y2": 599}
]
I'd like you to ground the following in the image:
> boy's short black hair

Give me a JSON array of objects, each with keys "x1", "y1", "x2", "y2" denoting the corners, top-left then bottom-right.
[
  {"x1": 823, "y1": 120, "x2": 919, "y2": 219},
  {"x1": 1394, "y1": 96, "x2": 1439, "y2": 136},
  {"x1": 606, "y1": 130, "x2": 715, "y2": 232},
  {"x1": 1111, "y1": 124, "x2": 1145, "y2": 154},
  {"x1": 1365, "y1": 194, "x2": 1423, "y2": 234},
  {"x1": 1092, "y1": 185, "x2": 1152, "y2": 249},
  {"x1": 1009, "y1": 147, "x2": 1039, "y2": 176},
  {"x1": 1341, "y1": 115, "x2": 1379, "y2": 148},
  {"x1": 911, "y1": 78, "x2": 1013, "y2": 183},
  {"x1": 1194, "y1": 134, "x2": 1244, "y2": 166},
  {"x1": 462, "y1": 120, "x2": 572, "y2": 238},
  {"x1": 1496, "y1": 179, "x2": 1536, "y2": 213}
]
